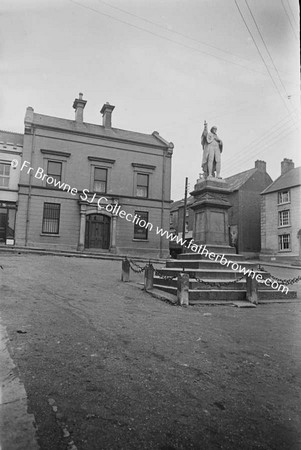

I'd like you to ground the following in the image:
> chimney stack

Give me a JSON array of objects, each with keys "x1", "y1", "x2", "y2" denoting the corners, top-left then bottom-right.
[
  {"x1": 255, "y1": 160, "x2": 266, "y2": 172},
  {"x1": 100, "y1": 102, "x2": 115, "y2": 128},
  {"x1": 281, "y1": 158, "x2": 294, "y2": 175},
  {"x1": 73, "y1": 92, "x2": 87, "y2": 123}
]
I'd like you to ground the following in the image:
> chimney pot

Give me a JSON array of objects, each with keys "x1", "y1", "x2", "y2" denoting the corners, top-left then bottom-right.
[
  {"x1": 100, "y1": 102, "x2": 115, "y2": 128},
  {"x1": 281, "y1": 158, "x2": 294, "y2": 175},
  {"x1": 73, "y1": 93, "x2": 87, "y2": 123}
]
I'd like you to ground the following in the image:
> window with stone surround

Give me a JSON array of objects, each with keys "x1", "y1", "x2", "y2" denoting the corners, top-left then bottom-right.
[
  {"x1": 94, "y1": 167, "x2": 107, "y2": 193},
  {"x1": 42, "y1": 203, "x2": 61, "y2": 234},
  {"x1": 136, "y1": 173, "x2": 149, "y2": 198},
  {"x1": 279, "y1": 234, "x2": 290, "y2": 251},
  {"x1": 278, "y1": 210, "x2": 290, "y2": 227},
  {"x1": 133, "y1": 211, "x2": 149, "y2": 240},
  {"x1": 47, "y1": 161, "x2": 62, "y2": 188},
  {"x1": 0, "y1": 163, "x2": 10, "y2": 187},
  {"x1": 278, "y1": 190, "x2": 290, "y2": 204}
]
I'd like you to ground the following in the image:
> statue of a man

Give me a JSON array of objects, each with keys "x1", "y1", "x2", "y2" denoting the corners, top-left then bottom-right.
[{"x1": 201, "y1": 121, "x2": 223, "y2": 179}]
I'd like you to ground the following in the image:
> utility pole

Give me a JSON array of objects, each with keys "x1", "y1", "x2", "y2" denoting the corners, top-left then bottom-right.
[{"x1": 182, "y1": 177, "x2": 188, "y2": 252}]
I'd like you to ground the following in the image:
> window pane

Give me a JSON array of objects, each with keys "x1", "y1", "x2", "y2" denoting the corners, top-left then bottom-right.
[
  {"x1": 94, "y1": 168, "x2": 107, "y2": 192},
  {"x1": 136, "y1": 173, "x2": 149, "y2": 197},
  {"x1": 48, "y1": 161, "x2": 62, "y2": 177},
  {"x1": 134, "y1": 211, "x2": 149, "y2": 239},
  {"x1": 0, "y1": 163, "x2": 10, "y2": 187},
  {"x1": 42, "y1": 203, "x2": 60, "y2": 234}
]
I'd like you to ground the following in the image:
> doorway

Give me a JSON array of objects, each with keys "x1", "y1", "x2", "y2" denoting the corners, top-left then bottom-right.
[{"x1": 85, "y1": 214, "x2": 110, "y2": 249}]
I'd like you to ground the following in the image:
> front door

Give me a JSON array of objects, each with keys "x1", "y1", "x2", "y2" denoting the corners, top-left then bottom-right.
[{"x1": 85, "y1": 214, "x2": 110, "y2": 249}]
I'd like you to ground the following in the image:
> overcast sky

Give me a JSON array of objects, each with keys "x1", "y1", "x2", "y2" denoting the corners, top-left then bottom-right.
[{"x1": 0, "y1": 0, "x2": 300, "y2": 199}]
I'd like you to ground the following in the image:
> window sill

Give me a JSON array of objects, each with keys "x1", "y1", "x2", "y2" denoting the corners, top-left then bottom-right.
[
  {"x1": 277, "y1": 202, "x2": 290, "y2": 206},
  {"x1": 40, "y1": 234, "x2": 61, "y2": 237},
  {"x1": 132, "y1": 239, "x2": 149, "y2": 242},
  {"x1": 278, "y1": 249, "x2": 291, "y2": 253},
  {"x1": 278, "y1": 225, "x2": 291, "y2": 228}
]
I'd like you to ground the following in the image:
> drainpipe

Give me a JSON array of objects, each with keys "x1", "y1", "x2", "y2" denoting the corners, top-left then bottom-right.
[
  {"x1": 25, "y1": 127, "x2": 35, "y2": 246},
  {"x1": 160, "y1": 149, "x2": 166, "y2": 258}
]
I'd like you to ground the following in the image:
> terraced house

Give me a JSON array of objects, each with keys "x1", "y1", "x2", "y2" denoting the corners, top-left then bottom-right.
[{"x1": 15, "y1": 94, "x2": 173, "y2": 257}]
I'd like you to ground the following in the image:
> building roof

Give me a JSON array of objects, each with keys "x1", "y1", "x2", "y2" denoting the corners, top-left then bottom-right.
[
  {"x1": 225, "y1": 168, "x2": 257, "y2": 191},
  {"x1": 261, "y1": 166, "x2": 301, "y2": 195},
  {"x1": 170, "y1": 196, "x2": 194, "y2": 211},
  {"x1": 29, "y1": 112, "x2": 171, "y2": 149},
  {"x1": 0, "y1": 129, "x2": 23, "y2": 146}
]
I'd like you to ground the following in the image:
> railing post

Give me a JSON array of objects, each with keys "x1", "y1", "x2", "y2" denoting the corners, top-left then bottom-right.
[
  {"x1": 144, "y1": 264, "x2": 154, "y2": 291},
  {"x1": 177, "y1": 272, "x2": 189, "y2": 306},
  {"x1": 246, "y1": 275, "x2": 258, "y2": 304},
  {"x1": 121, "y1": 259, "x2": 130, "y2": 282}
]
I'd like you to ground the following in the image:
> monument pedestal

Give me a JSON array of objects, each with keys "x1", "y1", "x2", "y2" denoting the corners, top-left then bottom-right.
[{"x1": 190, "y1": 177, "x2": 232, "y2": 246}]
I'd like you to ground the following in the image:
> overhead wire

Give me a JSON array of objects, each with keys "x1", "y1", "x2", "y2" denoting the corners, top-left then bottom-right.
[
  {"x1": 281, "y1": 0, "x2": 299, "y2": 40},
  {"x1": 234, "y1": 0, "x2": 296, "y2": 122},
  {"x1": 68, "y1": 0, "x2": 294, "y2": 80},
  {"x1": 222, "y1": 113, "x2": 298, "y2": 171}
]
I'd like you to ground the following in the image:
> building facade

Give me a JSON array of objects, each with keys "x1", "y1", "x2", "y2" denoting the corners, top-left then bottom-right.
[
  {"x1": 15, "y1": 94, "x2": 173, "y2": 257},
  {"x1": 260, "y1": 159, "x2": 301, "y2": 262},
  {"x1": 0, "y1": 130, "x2": 23, "y2": 245}
]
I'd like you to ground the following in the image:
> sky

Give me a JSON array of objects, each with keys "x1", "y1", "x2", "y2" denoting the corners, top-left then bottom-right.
[{"x1": 0, "y1": 0, "x2": 300, "y2": 200}]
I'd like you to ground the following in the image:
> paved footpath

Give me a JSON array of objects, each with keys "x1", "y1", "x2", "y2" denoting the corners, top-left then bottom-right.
[{"x1": 0, "y1": 253, "x2": 301, "y2": 450}]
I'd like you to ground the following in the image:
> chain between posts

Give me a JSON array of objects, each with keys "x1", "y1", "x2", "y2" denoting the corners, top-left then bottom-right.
[{"x1": 258, "y1": 265, "x2": 301, "y2": 286}]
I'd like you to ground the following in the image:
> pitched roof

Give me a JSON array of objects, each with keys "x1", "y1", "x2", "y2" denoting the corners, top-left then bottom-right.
[
  {"x1": 30, "y1": 113, "x2": 170, "y2": 149},
  {"x1": 170, "y1": 196, "x2": 194, "y2": 211},
  {"x1": 0, "y1": 129, "x2": 23, "y2": 146},
  {"x1": 261, "y1": 166, "x2": 301, "y2": 194},
  {"x1": 225, "y1": 168, "x2": 257, "y2": 191}
]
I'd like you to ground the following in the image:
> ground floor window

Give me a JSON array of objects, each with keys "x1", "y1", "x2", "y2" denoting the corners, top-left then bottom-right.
[
  {"x1": 42, "y1": 203, "x2": 61, "y2": 234},
  {"x1": 134, "y1": 211, "x2": 149, "y2": 240},
  {"x1": 0, "y1": 203, "x2": 16, "y2": 243},
  {"x1": 279, "y1": 234, "x2": 290, "y2": 251}
]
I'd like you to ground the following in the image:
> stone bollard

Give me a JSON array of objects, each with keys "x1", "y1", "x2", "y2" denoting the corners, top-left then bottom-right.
[
  {"x1": 121, "y1": 259, "x2": 130, "y2": 282},
  {"x1": 144, "y1": 264, "x2": 154, "y2": 291},
  {"x1": 246, "y1": 275, "x2": 258, "y2": 304},
  {"x1": 177, "y1": 272, "x2": 189, "y2": 306}
]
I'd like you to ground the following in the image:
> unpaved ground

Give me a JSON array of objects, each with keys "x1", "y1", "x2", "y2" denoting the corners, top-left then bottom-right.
[{"x1": 0, "y1": 253, "x2": 301, "y2": 450}]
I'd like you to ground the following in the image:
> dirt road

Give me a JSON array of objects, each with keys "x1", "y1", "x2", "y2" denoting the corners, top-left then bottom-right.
[{"x1": 1, "y1": 253, "x2": 301, "y2": 449}]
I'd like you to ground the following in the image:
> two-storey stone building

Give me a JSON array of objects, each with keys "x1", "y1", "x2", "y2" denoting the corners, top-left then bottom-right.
[
  {"x1": 260, "y1": 158, "x2": 301, "y2": 262},
  {"x1": 15, "y1": 94, "x2": 173, "y2": 257},
  {"x1": 0, "y1": 130, "x2": 23, "y2": 245}
]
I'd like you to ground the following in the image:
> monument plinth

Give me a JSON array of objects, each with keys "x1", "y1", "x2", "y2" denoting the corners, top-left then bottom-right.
[{"x1": 190, "y1": 177, "x2": 232, "y2": 246}]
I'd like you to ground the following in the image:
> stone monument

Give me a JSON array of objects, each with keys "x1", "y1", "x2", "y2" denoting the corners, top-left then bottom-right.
[{"x1": 191, "y1": 121, "x2": 232, "y2": 246}]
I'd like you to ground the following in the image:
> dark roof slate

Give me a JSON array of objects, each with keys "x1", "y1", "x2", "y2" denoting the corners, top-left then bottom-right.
[
  {"x1": 0, "y1": 130, "x2": 23, "y2": 146},
  {"x1": 31, "y1": 113, "x2": 168, "y2": 148},
  {"x1": 225, "y1": 168, "x2": 257, "y2": 191},
  {"x1": 261, "y1": 166, "x2": 301, "y2": 194}
]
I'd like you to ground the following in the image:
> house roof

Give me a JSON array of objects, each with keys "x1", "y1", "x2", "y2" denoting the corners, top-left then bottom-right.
[
  {"x1": 170, "y1": 196, "x2": 194, "y2": 211},
  {"x1": 261, "y1": 166, "x2": 301, "y2": 195},
  {"x1": 225, "y1": 168, "x2": 257, "y2": 191},
  {"x1": 0, "y1": 129, "x2": 24, "y2": 146},
  {"x1": 29, "y1": 112, "x2": 171, "y2": 149}
]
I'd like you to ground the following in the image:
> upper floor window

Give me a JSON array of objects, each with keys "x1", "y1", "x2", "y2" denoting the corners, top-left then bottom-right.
[
  {"x1": 42, "y1": 203, "x2": 61, "y2": 234},
  {"x1": 278, "y1": 190, "x2": 290, "y2": 204},
  {"x1": 47, "y1": 161, "x2": 62, "y2": 188},
  {"x1": 136, "y1": 173, "x2": 149, "y2": 198},
  {"x1": 0, "y1": 163, "x2": 10, "y2": 187},
  {"x1": 94, "y1": 168, "x2": 107, "y2": 193},
  {"x1": 279, "y1": 210, "x2": 290, "y2": 227},
  {"x1": 279, "y1": 234, "x2": 290, "y2": 251}
]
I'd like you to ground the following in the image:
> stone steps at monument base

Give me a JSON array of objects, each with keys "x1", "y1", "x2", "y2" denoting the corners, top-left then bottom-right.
[
  {"x1": 177, "y1": 252, "x2": 244, "y2": 261},
  {"x1": 166, "y1": 259, "x2": 256, "y2": 270},
  {"x1": 152, "y1": 284, "x2": 297, "y2": 301},
  {"x1": 179, "y1": 244, "x2": 237, "y2": 255},
  {"x1": 153, "y1": 277, "x2": 276, "y2": 291},
  {"x1": 155, "y1": 267, "x2": 268, "y2": 280}
]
